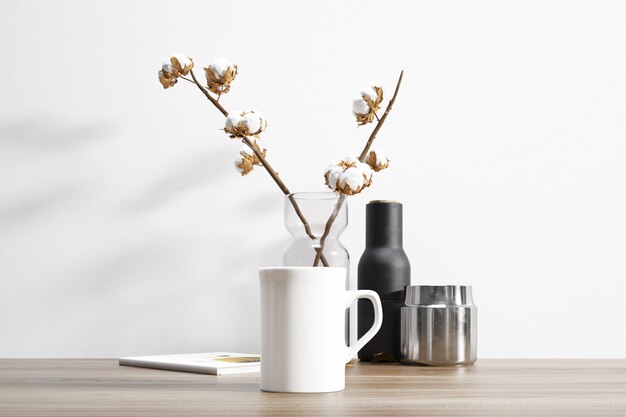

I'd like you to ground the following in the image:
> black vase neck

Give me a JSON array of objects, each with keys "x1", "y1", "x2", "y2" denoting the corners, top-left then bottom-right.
[{"x1": 365, "y1": 200, "x2": 403, "y2": 247}]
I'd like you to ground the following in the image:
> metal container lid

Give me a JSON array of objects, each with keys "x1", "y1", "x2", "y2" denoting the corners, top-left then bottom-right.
[{"x1": 404, "y1": 285, "x2": 474, "y2": 307}]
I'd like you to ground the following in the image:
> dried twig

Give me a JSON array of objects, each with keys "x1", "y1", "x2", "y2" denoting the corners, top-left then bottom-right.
[
  {"x1": 313, "y1": 70, "x2": 404, "y2": 266},
  {"x1": 240, "y1": 137, "x2": 328, "y2": 266},
  {"x1": 186, "y1": 70, "x2": 329, "y2": 266},
  {"x1": 189, "y1": 69, "x2": 228, "y2": 117}
]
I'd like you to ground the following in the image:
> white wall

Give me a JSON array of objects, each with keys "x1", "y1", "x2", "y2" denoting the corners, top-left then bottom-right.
[{"x1": 1, "y1": 0, "x2": 625, "y2": 358}]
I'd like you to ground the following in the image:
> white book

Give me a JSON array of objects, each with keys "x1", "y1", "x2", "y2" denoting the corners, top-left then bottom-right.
[{"x1": 119, "y1": 352, "x2": 260, "y2": 375}]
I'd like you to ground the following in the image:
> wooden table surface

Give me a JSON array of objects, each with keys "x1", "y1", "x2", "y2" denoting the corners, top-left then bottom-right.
[{"x1": 1, "y1": 359, "x2": 625, "y2": 416}]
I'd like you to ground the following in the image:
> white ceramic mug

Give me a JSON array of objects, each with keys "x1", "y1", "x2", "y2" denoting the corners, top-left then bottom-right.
[{"x1": 259, "y1": 267, "x2": 383, "y2": 393}]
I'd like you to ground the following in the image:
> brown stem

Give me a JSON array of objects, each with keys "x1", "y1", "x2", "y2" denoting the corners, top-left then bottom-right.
[
  {"x1": 313, "y1": 70, "x2": 404, "y2": 266},
  {"x1": 240, "y1": 137, "x2": 291, "y2": 194},
  {"x1": 358, "y1": 70, "x2": 404, "y2": 161},
  {"x1": 241, "y1": 137, "x2": 330, "y2": 266},
  {"x1": 312, "y1": 194, "x2": 346, "y2": 266},
  {"x1": 186, "y1": 70, "x2": 329, "y2": 266},
  {"x1": 189, "y1": 69, "x2": 228, "y2": 117}
]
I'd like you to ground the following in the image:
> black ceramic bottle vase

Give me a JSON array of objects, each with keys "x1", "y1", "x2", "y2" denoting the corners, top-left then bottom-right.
[{"x1": 357, "y1": 200, "x2": 411, "y2": 361}]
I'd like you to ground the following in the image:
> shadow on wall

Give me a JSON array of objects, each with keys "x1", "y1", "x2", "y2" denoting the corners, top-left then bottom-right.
[
  {"x1": 236, "y1": 193, "x2": 281, "y2": 215},
  {"x1": 0, "y1": 115, "x2": 282, "y2": 355},
  {"x1": 125, "y1": 148, "x2": 233, "y2": 213},
  {"x1": 0, "y1": 117, "x2": 115, "y2": 150},
  {"x1": 0, "y1": 117, "x2": 116, "y2": 224},
  {"x1": 0, "y1": 187, "x2": 81, "y2": 224},
  {"x1": 0, "y1": 116, "x2": 239, "y2": 217}
]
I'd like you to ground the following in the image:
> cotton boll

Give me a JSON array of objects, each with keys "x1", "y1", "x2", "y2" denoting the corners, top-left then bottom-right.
[
  {"x1": 234, "y1": 154, "x2": 254, "y2": 176},
  {"x1": 210, "y1": 57, "x2": 233, "y2": 78},
  {"x1": 366, "y1": 149, "x2": 390, "y2": 172},
  {"x1": 158, "y1": 53, "x2": 193, "y2": 88},
  {"x1": 361, "y1": 85, "x2": 379, "y2": 102},
  {"x1": 323, "y1": 156, "x2": 374, "y2": 195},
  {"x1": 327, "y1": 159, "x2": 341, "y2": 167},
  {"x1": 171, "y1": 53, "x2": 189, "y2": 63},
  {"x1": 324, "y1": 162, "x2": 339, "y2": 176},
  {"x1": 234, "y1": 155, "x2": 244, "y2": 173},
  {"x1": 240, "y1": 139, "x2": 266, "y2": 165},
  {"x1": 352, "y1": 96, "x2": 370, "y2": 115},
  {"x1": 356, "y1": 162, "x2": 373, "y2": 182},
  {"x1": 246, "y1": 110, "x2": 267, "y2": 133},
  {"x1": 158, "y1": 58, "x2": 179, "y2": 89},
  {"x1": 374, "y1": 149, "x2": 387, "y2": 165},
  {"x1": 158, "y1": 69, "x2": 177, "y2": 89},
  {"x1": 326, "y1": 165, "x2": 344, "y2": 190},
  {"x1": 169, "y1": 53, "x2": 194, "y2": 76},
  {"x1": 223, "y1": 110, "x2": 267, "y2": 138},
  {"x1": 258, "y1": 114, "x2": 268, "y2": 132},
  {"x1": 241, "y1": 112, "x2": 262, "y2": 135},
  {"x1": 353, "y1": 83, "x2": 384, "y2": 125},
  {"x1": 162, "y1": 60, "x2": 175, "y2": 75},
  {"x1": 234, "y1": 155, "x2": 245, "y2": 174},
  {"x1": 344, "y1": 155, "x2": 360, "y2": 165},
  {"x1": 225, "y1": 113, "x2": 242, "y2": 135},
  {"x1": 205, "y1": 57, "x2": 238, "y2": 95},
  {"x1": 339, "y1": 167, "x2": 365, "y2": 194},
  {"x1": 235, "y1": 137, "x2": 266, "y2": 174}
]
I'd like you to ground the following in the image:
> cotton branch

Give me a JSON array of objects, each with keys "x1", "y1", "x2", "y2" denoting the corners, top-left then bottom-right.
[
  {"x1": 186, "y1": 69, "x2": 329, "y2": 266},
  {"x1": 313, "y1": 70, "x2": 404, "y2": 267}
]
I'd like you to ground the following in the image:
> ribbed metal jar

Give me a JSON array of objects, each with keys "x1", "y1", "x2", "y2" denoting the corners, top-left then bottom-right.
[{"x1": 400, "y1": 285, "x2": 477, "y2": 366}]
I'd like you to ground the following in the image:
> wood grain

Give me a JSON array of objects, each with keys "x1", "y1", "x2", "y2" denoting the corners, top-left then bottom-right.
[{"x1": 0, "y1": 359, "x2": 625, "y2": 416}]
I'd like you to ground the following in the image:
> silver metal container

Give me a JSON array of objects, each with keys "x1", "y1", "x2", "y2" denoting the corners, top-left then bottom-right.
[{"x1": 400, "y1": 285, "x2": 477, "y2": 366}]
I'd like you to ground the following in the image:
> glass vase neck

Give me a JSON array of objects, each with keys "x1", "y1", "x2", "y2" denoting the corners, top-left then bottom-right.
[{"x1": 284, "y1": 192, "x2": 347, "y2": 239}]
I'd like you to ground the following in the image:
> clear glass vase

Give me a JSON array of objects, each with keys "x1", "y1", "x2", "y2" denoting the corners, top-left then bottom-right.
[
  {"x1": 283, "y1": 192, "x2": 349, "y2": 278},
  {"x1": 283, "y1": 191, "x2": 353, "y2": 347}
]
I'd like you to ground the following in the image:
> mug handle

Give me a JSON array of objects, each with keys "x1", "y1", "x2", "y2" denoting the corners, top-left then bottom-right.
[{"x1": 344, "y1": 290, "x2": 383, "y2": 363}]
